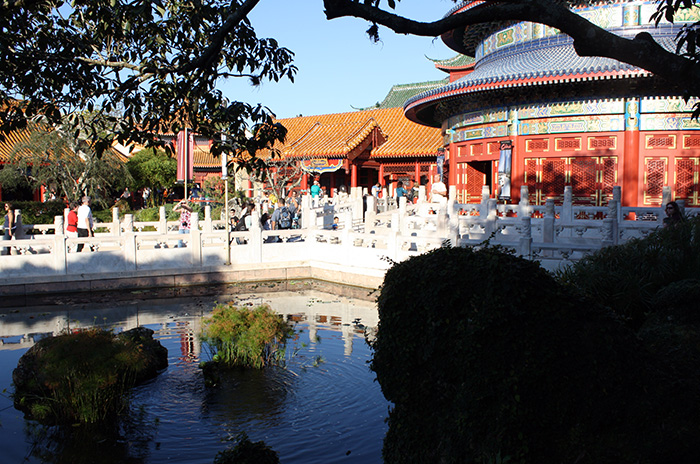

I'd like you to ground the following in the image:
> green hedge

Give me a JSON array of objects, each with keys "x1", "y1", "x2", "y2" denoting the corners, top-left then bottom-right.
[
  {"x1": 373, "y1": 246, "x2": 700, "y2": 464},
  {"x1": 7, "y1": 200, "x2": 66, "y2": 224}
]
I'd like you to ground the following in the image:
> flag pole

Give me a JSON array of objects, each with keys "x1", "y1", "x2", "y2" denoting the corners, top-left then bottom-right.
[{"x1": 184, "y1": 127, "x2": 189, "y2": 201}]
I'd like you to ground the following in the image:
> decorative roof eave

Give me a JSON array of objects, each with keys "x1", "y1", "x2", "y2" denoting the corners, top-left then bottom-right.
[
  {"x1": 370, "y1": 151, "x2": 441, "y2": 159},
  {"x1": 404, "y1": 68, "x2": 651, "y2": 126}
]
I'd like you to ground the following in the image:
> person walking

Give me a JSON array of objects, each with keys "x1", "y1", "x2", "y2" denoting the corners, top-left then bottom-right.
[
  {"x1": 174, "y1": 199, "x2": 193, "y2": 247},
  {"x1": 2, "y1": 202, "x2": 16, "y2": 255},
  {"x1": 76, "y1": 196, "x2": 93, "y2": 252},
  {"x1": 66, "y1": 201, "x2": 79, "y2": 252}
]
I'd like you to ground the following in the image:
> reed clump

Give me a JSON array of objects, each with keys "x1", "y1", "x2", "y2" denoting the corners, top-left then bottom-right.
[{"x1": 201, "y1": 303, "x2": 295, "y2": 370}]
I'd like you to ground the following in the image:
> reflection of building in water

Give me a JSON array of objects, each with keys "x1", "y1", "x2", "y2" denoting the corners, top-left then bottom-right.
[
  {"x1": 0, "y1": 293, "x2": 378, "y2": 357},
  {"x1": 177, "y1": 321, "x2": 200, "y2": 362}
]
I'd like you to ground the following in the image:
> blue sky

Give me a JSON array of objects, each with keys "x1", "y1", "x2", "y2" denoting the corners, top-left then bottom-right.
[{"x1": 221, "y1": 0, "x2": 456, "y2": 119}]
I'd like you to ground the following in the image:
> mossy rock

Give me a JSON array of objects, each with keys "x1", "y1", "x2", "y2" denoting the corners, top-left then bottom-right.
[{"x1": 13, "y1": 327, "x2": 167, "y2": 425}]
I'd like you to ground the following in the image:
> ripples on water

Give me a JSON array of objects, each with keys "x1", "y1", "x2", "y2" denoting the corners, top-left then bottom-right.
[{"x1": 0, "y1": 292, "x2": 389, "y2": 464}]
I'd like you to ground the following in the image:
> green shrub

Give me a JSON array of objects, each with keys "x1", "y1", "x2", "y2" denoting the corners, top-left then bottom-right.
[
  {"x1": 10, "y1": 200, "x2": 66, "y2": 224},
  {"x1": 213, "y1": 432, "x2": 279, "y2": 464},
  {"x1": 373, "y1": 246, "x2": 700, "y2": 464},
  {"x1": 201, "y1": 303, "x2": 295, "y2": 370},
  {"x1": 557, "y1": 216, "x2": 700, "y2": 329}
]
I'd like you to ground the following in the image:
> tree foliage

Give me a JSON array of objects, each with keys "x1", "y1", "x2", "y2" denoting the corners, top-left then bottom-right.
[
  {"x1": 325, "y1": 0, "x2": 700, "y2": 115},
  {"x1": 0, "y1": 122, "x2": 130, "y2": 205},
  {"x1": 126, "y1": 148, "x2": 177, "y2": 196},
  {"x1": 0, "y1": 0, "x2": 296, "y2": 163},
  {"x1": 373, "y1": 246, "x2": 700, "y2": 463}
]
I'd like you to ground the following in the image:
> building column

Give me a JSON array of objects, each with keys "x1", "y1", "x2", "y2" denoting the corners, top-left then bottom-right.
[
  {"x1": 623, "y1": 98, "x2": 641, "y2": 208},
  {"x1": 448, "y1": 144, "x2": 456, "y2": 188},
  {"x1": 414, "y1": 162, "x2": 421, "y2": 185},
  {"x1": 379, "y1": 164, "x2": 385, "y2": 187},
  {"x1": 351, "y1": 163, "x2": 358, "y2": 189}
]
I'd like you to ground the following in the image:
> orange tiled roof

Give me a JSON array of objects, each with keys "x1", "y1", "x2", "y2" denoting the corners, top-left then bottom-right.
[
  {"x1": 274, "y1": 107, "x2": 442, "y2": 159},
  {"x1": 0, "y1": 125, "x2": 129, "y2": 164}
]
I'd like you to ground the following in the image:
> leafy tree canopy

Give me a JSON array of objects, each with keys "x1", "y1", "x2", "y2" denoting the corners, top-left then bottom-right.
[
  {"x1": 0, "y1": 0, "x2": 295, "y2": 163},
  {"x1": 324, "y1": 0, "x2": 700, "y2": 115}
]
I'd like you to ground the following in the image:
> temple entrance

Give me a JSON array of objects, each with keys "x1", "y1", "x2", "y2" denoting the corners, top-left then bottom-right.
[{"x1": 457, "y1": 161, "x2": 493, "y2": 203}]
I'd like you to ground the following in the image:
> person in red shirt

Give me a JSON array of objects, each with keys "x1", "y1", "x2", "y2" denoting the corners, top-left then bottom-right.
[{"x1": 66, "y1": 201, "x2": 79, "y2": 252}]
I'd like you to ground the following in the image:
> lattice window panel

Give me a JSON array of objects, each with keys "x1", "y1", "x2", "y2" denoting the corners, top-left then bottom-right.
[
  {"x1": 555, "y1": 137, "x2": 582, "y2": 152},
  {"x1": 674, "y1": 157, "x2": 700, "y2": 206},
  {"x1": 588, "y1": 136, "x2": 617, "y2": 150},
  {"x1": 525, "y1": 156, "x2": 618, "y2": 206},
  {"x1": 487, "y1": 142, "x2": 501, "y2": 154},
  {"x1": 455, "y1": 163, "x2": 467, "y2": 203},
  {"x1": 524, "y1": 158, "x2": 541, "y2": 204},
  {"x1": 526, "y1": 138, "x2": 549, "y2": 152},
  {"x1": 570, "y1": 157, "x2": 597, "y2": 205},
  {"x1": 643, "y1": 158, "x2": 668, "y2": 205},
  {"x1": 470, "y1": 143, "x2": 484, "y2": 156},
  {"x1": 599, "y1": 157, "x2": 618, "y2": 205},
  {"x1": 683, "y1": 135, "x2": 700, "y2": 149},
  {"x1": 541, "y1": 158, "x2": 567, "y2": 203},
  {"x1": 645, "y1": 134, "x2": 676, "y2": 150}
]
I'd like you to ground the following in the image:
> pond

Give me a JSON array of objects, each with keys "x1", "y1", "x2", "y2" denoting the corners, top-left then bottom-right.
[{"x1": 0, "y1": 291, "x2": 389, "y2": 464}]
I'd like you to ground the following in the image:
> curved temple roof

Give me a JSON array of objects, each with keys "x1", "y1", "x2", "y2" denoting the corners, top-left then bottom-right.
[{"x1": 405, "y1": 27, "x2": 679, "y2": 126}]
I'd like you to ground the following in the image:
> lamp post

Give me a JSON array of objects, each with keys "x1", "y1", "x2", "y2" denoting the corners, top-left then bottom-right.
[{"x1": 222, "y1": 149, "x2": 231, "y2": 265}]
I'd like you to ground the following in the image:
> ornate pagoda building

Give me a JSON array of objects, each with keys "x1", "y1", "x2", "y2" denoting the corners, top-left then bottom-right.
[
  {"x1": 272, "y1": 80, "x2": 446, "y2": 195},
  {"x1": 405, "y1": 0, "x2": 700, "y2": 207}
]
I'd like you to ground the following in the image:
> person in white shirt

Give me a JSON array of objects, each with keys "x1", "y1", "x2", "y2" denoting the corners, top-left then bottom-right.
[{"x1": 76, "y1": 196, "x2": 94, "y2": 252}]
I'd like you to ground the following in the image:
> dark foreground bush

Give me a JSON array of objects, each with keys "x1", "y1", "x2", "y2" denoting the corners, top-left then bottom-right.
[
  {"x1": 373, "y1": 246, "x2": 700, "y2": 464},
  {"x1": 557, "y1": 215, "x2": 700, "y2": 329},
  {"x1": 13, "y1": 327, "x2": 168, "y2": 425}
]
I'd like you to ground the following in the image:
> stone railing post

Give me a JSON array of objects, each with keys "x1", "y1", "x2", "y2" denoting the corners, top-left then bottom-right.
[
  {"x1": 449, "y1": 201, "x2": 460, "y2": 246},
  {"x1": 123, "y1": 214, "x2": 137, "y2": 270},
  {"x1": 662, "y1": 185, "x2": 672, "y2": 205},
  {"x1": 122, "y1": 214, "x2": 134, "y2": 233},
  {"x1": 389, "y1": 212, "x2": 400, "y2": 260},
  {"x1": 602, "y1": 218, "x2": 614, "y2": 248},
  {"x1": 398, "y1": 196, "x2": 407, "y2": 233},
  {"x1": 159, "y1": 206, "x2": 167, "y2": 233},
  {"x1": 607, "y1": 197, "x2": 619, "y2": 245},
  {"x1": 250, "y1": 209, "x2": 263, "y2": 263},
  {"x1": 484, "y1": 198, "x2": 498, "y2": 237},
  {"x1": 448, "y1": 184, "x2": 457, "y2": 203},
  {"x1": 519, "y1": 216, "x2": 532, "y2": 259},
  {"x1": 612, "y1": 186, "x2": 623, "y2": 223},
  {"x1": 112, "y1": 207, "x2": 120, "y2": 236},
  {"x1": 53, "y1": 215, "x2": 67, "y2": 274},
  {"x1": 518, "y1": 185, "x2": 531, "y2": 218},
  {"x1": 301, "y1": 194, "x2": 312, "y2": 229},
  {"x1": 561, "y1": 186, "x2": 573, "y2": 223},
  {"x1": 204, "y1": 205, "x2": 213, "y2": 233},
  {"x1": 543, "y1": 199, "x2": 555, "y2": 243},
  {"x1": 365, "y1": 195, "x2": 377, "y2": 229},
  {"x1": 63, "y1": 207, "x2": 70, "y2": 234},
  {"x1": 418, "y1": 185, "x2": 426, "y2": 203},
  {"x1": 190, "y1": 212, "x2": 202, "y2": 266}
]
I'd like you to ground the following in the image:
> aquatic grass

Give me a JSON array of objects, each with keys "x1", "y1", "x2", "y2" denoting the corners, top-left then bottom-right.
[{"x1": 201, "y1": 303, "x2": 296, "y2": 369}]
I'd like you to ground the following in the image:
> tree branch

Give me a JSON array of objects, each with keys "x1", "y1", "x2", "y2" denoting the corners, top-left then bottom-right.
[{"x1": 323, "y1": 0, "x2": 700, "y2": 97}]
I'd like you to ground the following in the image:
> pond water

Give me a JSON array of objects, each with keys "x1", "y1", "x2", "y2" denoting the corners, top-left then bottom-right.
[{"x1": 0, "y1": 291, "x2": 389, "y2": 464}]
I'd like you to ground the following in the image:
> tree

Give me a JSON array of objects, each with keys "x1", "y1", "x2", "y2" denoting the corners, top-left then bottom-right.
[
  {"x1": 323, "y1": 0, "x2": 700, "y2": 116},
  {"x1": 126, "y1": 148, "x2": 177, "y2": 204},
  {"x1": 254, "y1": 155, "x2": 306, "y2": 202},
  {"x1": 0, "y1": 0, "x2": 295, "y2": 163},
  {"x1": 0, "y1": 122, "x2": 130, "y2": 205}
]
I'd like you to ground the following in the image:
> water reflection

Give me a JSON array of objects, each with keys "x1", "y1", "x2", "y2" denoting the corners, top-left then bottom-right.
[{"x1": 0, "y1": 292, "x2": 386, "y2": 464}]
